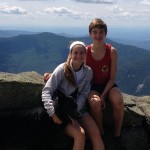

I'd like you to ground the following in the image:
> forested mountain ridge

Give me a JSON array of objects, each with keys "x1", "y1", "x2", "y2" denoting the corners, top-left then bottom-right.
[
  {"x1": 0, "y1": 32, "x2": 150, "y2": 96},
  {"x1": 0, "y1": 30, "x2": 37, "y2": 37}
]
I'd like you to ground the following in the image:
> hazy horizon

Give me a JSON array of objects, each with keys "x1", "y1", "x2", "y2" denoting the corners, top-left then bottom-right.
[
  {"x1": 0, "y1": 25, "x2": 150, "y2": 40},
  {"x1": 0, "y1": 25, "x2": 150, "y2": 51}
]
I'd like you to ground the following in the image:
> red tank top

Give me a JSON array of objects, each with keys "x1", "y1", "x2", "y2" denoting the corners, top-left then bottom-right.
[{"x1": 86, "y1": 44, "x2": 111, "y2": 85}]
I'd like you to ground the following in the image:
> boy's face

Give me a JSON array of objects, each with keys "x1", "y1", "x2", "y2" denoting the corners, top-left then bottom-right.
[{"x1": 90, "y1": 27, "x2": 106, "y2": 42}]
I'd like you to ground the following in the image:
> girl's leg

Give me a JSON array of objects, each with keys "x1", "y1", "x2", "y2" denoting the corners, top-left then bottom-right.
[
  {"x1": 88, "y1": 91, "x2": 104, "y2": 135},
  {"x1": 109, "y1": 87, "x2": 124, "y2": 137},
  {"x1": 79, "y1": 114, "x2": 105, "y2": 150},
  {"x1": 64, "y1": 121, "x2": 85, "y2": 150}
]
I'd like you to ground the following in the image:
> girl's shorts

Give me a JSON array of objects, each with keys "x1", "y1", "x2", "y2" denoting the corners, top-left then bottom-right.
[{"x1": 77, "y1": 105, "x2": 89, "y2": 118}]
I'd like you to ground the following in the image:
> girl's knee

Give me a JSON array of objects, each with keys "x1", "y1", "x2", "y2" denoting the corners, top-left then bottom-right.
[
  {"x1": 74, "y1": 127, "x2": 85, "y2": 140},
  {"x1": 65, "y1": 123, "x2": 85, "y2": 141},
  {"x1": 89, "y1": 98, "x2": 102, "y2": 112}
]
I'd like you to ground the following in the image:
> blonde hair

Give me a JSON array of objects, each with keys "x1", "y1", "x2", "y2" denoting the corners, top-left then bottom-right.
[{"x1": 64, "y1": 53, "x2": 76, "y2": 86}]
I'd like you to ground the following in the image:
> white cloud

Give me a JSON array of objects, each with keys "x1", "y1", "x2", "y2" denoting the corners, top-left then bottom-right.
[
  {"x1": 113, "y1": 5, "x2": 130, "y2": 16},
  {"x1": 44, "y1": 7, "x2": 91, "y2": 19},
  {"x1": 73, "y1": 0, "x2": 116, "y2": 4},
  {"x1": 0, "y1": 3, "x2": 27, "y2": 14},
  {"x1": 139, "y1": 0, "x2": 150, "y2": 5},
  {"x1": 18, "y1": 0, "x2": 48, "y2": 1},
  {"x1": 0, "y1": 0, "x2": 150, "y2": 28},
  {"x1": 111, "y1": 5, "x2": 130, "y2": 17}
]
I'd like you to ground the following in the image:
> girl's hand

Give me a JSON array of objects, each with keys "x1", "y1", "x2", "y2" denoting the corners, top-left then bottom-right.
[{"x1": 51, "y1": 114, "x2": 62, "y2": 125}]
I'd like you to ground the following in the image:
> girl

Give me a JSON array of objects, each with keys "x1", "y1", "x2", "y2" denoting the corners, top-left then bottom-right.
[{"x1": 42, "y1": 41, "x2": 104, "y2": 150}]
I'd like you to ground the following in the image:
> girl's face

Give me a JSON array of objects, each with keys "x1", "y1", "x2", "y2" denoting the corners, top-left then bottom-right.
[
  {"x1": 90, "y1": 27, "x2": 106, "y2": 42},
  {"x1": 71, "y1": 45, "x2": 86, "y2": 66}
]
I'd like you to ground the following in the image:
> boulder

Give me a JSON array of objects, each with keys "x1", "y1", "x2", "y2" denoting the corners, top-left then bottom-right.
[{"x1": 0, "y1": 71, "x2": 150, "y2": 150}]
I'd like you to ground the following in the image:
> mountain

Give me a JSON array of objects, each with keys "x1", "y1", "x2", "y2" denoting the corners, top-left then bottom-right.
[
  {"x1": 108, "y1": 37, "x2": 150, "y2": 51},
  {"x1": 0, "y1": 30, "x2": 37, "y2": 38},
  {"x1": 107, "y1": 27, "x2": 150, "y2": 51},
  {"x1": 0, "y1": 32, "x2": 150, "y2": 96},
  {"x1": 0, "y1": 32, "x2": 70, "y2": 73}
]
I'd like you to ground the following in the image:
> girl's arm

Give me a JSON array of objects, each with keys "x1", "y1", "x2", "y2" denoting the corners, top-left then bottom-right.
[{"x1": 42, "y1": 64, "x2": 63, "y2": 116}]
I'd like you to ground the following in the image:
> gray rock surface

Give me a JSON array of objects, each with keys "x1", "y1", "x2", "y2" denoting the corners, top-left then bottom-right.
[{"x1": 0, "y1": 71, "x2": 150, "y2": 150}]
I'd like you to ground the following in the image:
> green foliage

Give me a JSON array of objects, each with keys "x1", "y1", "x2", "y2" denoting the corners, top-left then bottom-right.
[{"x1": 0, "y1": 32, "x2": 150, "y2": 96}]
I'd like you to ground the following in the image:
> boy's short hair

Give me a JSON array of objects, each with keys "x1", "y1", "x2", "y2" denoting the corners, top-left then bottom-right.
[{"x1": 89, "y1": 18, "x2": 107, "y2": 35}]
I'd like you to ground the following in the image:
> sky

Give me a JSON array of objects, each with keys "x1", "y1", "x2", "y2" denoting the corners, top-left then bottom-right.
[{"x1": 0, "y1": 0, "x2": 150, "y2": 33}]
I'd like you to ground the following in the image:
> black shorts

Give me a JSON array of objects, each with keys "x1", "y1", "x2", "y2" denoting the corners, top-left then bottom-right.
[{"x1": 91, "y1": 83, "x2": 118, "y2": 94}]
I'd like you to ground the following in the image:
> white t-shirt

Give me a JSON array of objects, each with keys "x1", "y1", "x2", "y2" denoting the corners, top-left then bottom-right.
[{"x1": 75, "y1": 67, "x2": 83, "y2": 83}]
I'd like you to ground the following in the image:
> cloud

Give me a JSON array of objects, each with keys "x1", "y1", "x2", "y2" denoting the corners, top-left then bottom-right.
[
  {"x1": 111, "y1": 5, "x2": 130, "y2": 17},
  {"x1": 139, "y1": 0, "x2": 150, "y2": 5},
  {"x1": 44, "y1": 7, "x2": 90, "y2": 19},
  {"x1": 18, "y1": 0, "x2": 48, "y2": 1},
  {"x1": 0, "y1": 3, "x2": 27, "y2": 14},
  {"x1": 73, "y1": 0, "x2": 116, "y2": 4}
]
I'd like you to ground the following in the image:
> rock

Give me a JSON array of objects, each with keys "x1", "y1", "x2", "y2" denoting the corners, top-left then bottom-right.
[
  {"x1": 0, "y1": 71, "x2": 150, "y2": 150},
  {"x1": 0, "y1": 71, "x2": 44, "y2": 110},
  {"x1": 103, "y1": 93, "x2": 149, "y2": 150}
]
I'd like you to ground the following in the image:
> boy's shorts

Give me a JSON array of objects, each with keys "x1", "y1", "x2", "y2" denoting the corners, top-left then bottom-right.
[{"x1": 91, "y1": 83, "x2": 118, "y2": 94}]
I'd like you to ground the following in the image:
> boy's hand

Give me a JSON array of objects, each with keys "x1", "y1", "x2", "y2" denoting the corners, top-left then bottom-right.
[{"x1": 44, "y1": 73, "x2": 51, "y2": 82}]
